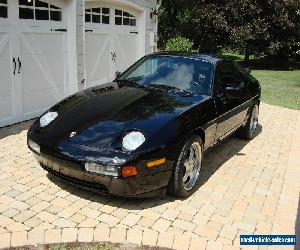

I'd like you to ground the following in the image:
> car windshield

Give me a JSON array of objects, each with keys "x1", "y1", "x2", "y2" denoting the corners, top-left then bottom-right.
[{"x1": 118, "y1": 55, "x2": 214, "y2": 95}]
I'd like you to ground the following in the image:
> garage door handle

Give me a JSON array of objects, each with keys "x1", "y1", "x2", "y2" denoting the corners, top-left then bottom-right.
[
  {"x1": 17, "y1": 57, "x2": 22, "y2": 74},
  {"x1": 51, "y1": 29, "x2": 67, "y2": 32},
  {"x1": 85, "y1": 30, "x2": 93, "y2": 32},
  {"x1": 13, "y1": 57, "x2": 16, "y2": 75},
  {"x1": 111, "y1": 52, "x2": 116, "y2": 62}
]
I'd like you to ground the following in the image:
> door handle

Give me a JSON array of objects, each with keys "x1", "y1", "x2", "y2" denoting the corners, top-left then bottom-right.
[
  {"x1": 13, "y1": 57, "x2": 16, "y2": 75},
  {"x1": 17, "y1": 57, "x2": 22, "y2": 74},
  {"x1": 217, "y1": 94, "x2": 227, "y2": 104}
]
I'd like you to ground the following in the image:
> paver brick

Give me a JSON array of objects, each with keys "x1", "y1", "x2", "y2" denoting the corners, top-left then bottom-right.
[
  {"x1": 157, "y1": 232, "x2": 174, "y2": 248},
  {"x1": 11, "y1": 231, "x2": 28, "y2": 247},
  {"x1": 94, "y1": 226, "x2": 110, "y2": 242},
  {"x1": 153, "y1": 218, "x2": 172, "y2": 233},
  {"x1": 36, "y1": 211, "x2": 58, "y2": 223},
  {"x1": 121, "y1": 213, "x2": 141, "y2": 227},
  {"x1": 142, "y1": 228, "x2": 158, "y2": 246},
  {"x1": 98, "y1": 213, "x2": 120, "y2": 227},
  {"x1": 109, "y1": 228, "x2": 126, "y2": 243},
  {"x1": 61, "y1": 228, "x2": 78, "y2": 242},
  {"x1": 6, "y1": 221, "x2": 30, "y2": 232},
  {"x1": 45, "y1": 229, "x2": 61, "y2": 243},
  {"x1": 28, "y1": 229, "x2": 45, "y2": 245},
  {"x1": 161, "y1": 208, "x2": 180, "y2": 221},
  {"x1": 172, "y1": 234, "x2": 191, "y2": 250},
  {"x1": 0, "y1": 233, "x2": 11, "y2": 248},
  {"x1": 78, "y1": 228, "x2": 94, "y2": 242},
  {"x1": 78, "y1": 218, "x2": 99, "y2": 228},
  {"x1": 126, "y1": 229, "x2": 143, "y2": 245},
  {"x1": 173, "y1": 219, "x2": 196, "y2": 232}
]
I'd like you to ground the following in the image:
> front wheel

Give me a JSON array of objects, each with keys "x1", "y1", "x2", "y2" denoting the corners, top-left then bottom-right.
[
  {"x1": 237, "y1": 104, "x2": 259, "y2": 140},
  {"x1": 168, "y1": 135, "x2": 203, "y2": 198}
]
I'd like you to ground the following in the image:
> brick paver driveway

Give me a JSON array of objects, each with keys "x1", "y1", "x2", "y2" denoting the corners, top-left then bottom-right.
[{"x1": 0, "y1": 103, "x2": 299, "y2": 250}]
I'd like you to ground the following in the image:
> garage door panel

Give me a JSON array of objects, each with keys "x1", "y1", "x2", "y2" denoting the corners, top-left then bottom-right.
[
  {"x1": 85, "y1": 33, "x2": 111, "y2": 87},
  {"x1": 0, "y1": 32, "x2": 14, "y2": 123},
  {"x1": 20, "y1": 33, "x2": 66, "y2": 55},
  {"x1": 23, "y1": 85, "x2": 65, "y2": 117},
  {"x1": 20, "y1": 32, "x2": 67, "y2": 119},
  {"x1": 21, "y1": 53, "x2": 66, "y2": 93},
  {"x1": 114, "y1": 33, "x2": 138, "y2": 73},
  {"x1": 85, "y1": 33, "x2": 110, "y2": 52},
  {"x1": 0, "y1": 96, "x2": 13, "y2": 122}
]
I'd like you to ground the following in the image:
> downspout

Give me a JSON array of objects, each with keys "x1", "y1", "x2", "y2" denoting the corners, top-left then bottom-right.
[{"x1": 154, "y1": 0, "x2": 162, "y2": 52}]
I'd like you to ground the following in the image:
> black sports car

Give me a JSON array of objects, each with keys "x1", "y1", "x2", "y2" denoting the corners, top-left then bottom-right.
[{"x1": 27, "y1": 53, "x2": 261, "y2": 198}]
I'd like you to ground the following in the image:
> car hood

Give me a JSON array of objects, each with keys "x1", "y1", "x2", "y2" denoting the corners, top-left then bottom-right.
[{"x1": 37, "y1": 82, "x2": 205, "y2": 149}]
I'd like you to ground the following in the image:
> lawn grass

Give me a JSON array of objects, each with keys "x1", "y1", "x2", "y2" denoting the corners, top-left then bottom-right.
[
  {"x1": 48, "y1": 243, "x2": 114, "y2": 250},
  {"x1": 251, "y1": 70, "x2": 300, "y2": 110},
  {"x1": 46, "y1": 242, "x2": 161, "y2": 250}
]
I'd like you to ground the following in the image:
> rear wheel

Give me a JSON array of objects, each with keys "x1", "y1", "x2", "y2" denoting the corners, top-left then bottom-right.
[
  {"x1": 237, "y1": 104, "x2": 259, "y2": 140},
  {"x1": 168, "y1": 135, "x2": 203, "y2": 198}
]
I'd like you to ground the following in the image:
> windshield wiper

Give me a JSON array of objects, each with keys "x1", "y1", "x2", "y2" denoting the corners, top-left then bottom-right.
[
  {"x1": 148, "y1": 84, "x2": 193, "y2": 96},
  {"x1": 115, "y1": 79, "x2": 147, "y2": 88}
]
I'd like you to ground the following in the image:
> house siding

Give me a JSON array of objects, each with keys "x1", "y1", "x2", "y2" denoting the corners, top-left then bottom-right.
[{"x1": 75, "y1": 0, "x2": 158, "y2": 89}]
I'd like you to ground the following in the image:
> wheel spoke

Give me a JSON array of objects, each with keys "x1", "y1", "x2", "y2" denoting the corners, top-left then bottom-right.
[
  {"x1": 183, "y1": 171, "x2": 190, "y2": 182},
  {"x1": 188, "y1": 148, "x2": 194, "y2": 161}
]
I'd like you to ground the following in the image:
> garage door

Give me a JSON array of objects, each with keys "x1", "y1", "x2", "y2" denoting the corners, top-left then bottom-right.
[
  {"x1": 0, "y1": 0, "x2": 68, "y2": 127},
  {"x1": 85, "y1": 5, "x2": 140, "y2": 87}
]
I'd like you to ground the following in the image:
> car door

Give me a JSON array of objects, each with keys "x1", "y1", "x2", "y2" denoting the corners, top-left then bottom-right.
[{"x1": 214, "y1": 61, "x2": 249, "y2": 140}]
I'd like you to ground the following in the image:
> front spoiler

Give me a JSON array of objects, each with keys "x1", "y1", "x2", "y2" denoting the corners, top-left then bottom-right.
[
  {"x1": 34, "y1": 152, "x2": 171, "y2": 198},
  {"x1": 41, "y1": 163, "x2": 167, "y2": 198}
]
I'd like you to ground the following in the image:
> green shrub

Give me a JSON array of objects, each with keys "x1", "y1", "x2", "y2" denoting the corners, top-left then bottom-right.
[{"x1": 165, "y1": 36, "x2": 194, "y2": 52}]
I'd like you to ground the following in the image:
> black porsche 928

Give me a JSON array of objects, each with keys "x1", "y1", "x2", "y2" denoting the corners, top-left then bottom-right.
[{"x1": 27, "y1": 53, "x2": 261, "y2": 198}]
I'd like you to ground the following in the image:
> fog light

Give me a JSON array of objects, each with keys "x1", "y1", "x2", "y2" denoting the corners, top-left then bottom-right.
[
  {"x1": 28, "y1": 139, "x2": 40, "y2": 154},
  {"x1": 122, "y1": 165, "x2": 138, "y2": 178},
  {"x1": 85, "y1": 162, "x2": 118, "y2": 177}
]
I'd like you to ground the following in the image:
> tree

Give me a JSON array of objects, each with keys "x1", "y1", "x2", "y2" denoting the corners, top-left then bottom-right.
[
  {"x1": 225, "y1": 0, "x2": 300, "y2": 60},
  {"x1": 158, "y1": 0, "x2": 300, "y2": 59}
]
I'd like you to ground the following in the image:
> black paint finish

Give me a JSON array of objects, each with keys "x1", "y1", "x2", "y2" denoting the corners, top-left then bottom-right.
[{"x1": 27, "y1": 53, "x2": 261, "y2": 197}]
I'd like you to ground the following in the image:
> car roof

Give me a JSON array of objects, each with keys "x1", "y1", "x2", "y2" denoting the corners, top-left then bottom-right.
[{"x1": 151, "y1": 52, "x2": 223, "y2": 64}]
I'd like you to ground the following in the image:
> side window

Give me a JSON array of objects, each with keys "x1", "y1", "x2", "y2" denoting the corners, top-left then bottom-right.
[
  {"x1": 0, "y1": 0, "x2": 7, "y2": 18},
  {"x1": 217, "y1": 63, "x2": 243, "y2": 93}
]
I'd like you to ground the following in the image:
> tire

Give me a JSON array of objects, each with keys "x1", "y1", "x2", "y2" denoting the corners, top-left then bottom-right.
[
  {"x1": 237, "y1": 104, "x2": 259, "y2": 140},
  {"x1": 168, "y1": 135, "x2": 203, "y2": 198}
]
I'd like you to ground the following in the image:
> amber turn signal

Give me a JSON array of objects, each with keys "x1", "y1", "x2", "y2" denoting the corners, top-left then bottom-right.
[
  {"x1": 122, "y1": 165, "x2": 138, "y2": 177},
  {"x1": 147, "y1": 158, "x2": 166, "y2": 168}
]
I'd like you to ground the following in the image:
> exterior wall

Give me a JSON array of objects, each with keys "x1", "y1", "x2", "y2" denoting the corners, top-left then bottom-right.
[
  {"x1": 75, "y1": 0, "x2": 158, "y2": 90},
  {"x1": 76, "y1": 0, "x2": 86, "y2": 90},
  {"x1": 126, "y1": 0, "x2": 158, "y2": 54}
]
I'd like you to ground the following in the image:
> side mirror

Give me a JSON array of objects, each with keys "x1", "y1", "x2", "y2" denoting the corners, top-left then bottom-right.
[
  {"x1": 115, "y1": 71, "x2": 121, "y2": 79},
  {"x1": 244, "y1": 67, "x2": 251, "y2": 74}
]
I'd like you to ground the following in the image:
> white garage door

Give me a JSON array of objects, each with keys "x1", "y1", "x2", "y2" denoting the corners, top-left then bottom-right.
[
  {"x1": 0, "y1": 0, "x2": 68, "y2": 127},
  {"x1": 85, "y1": 5, "x2": 140, "y2": 87}
]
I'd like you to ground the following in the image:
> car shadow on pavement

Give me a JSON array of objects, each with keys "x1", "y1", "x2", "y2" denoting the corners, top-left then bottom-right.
[
  {"x1": 199, "y1": 124, "x2": 262, "y2": 187},
  {"x1": 47, "y1": 124, "x2": 263, "y2": 210},
  {"x1": 0, "y1": 119, "x2": 34, "y2": 140}
]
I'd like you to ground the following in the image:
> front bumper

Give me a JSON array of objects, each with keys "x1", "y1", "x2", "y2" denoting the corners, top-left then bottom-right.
[{"x1": 33, "y1": 152, "x2": 172, "y2": 198}]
